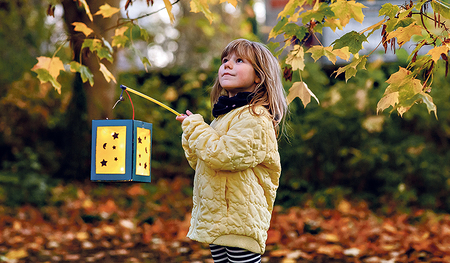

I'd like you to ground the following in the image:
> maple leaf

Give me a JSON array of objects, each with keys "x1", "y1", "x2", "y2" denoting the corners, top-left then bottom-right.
[
  {"x1": 386, "y1": 22, "x2": 423, "y2": 47},
  {"x1": 307, "y1": 46, "x2": 350, "y2": 64},
  {"x1": 82, "y1": 39, "x2": 113, "y2": 63},
  {"x1": 332, "y1": 31, "x2": 367, "y2": 54},
  {"x1": 163, "y1": 0, "x2": 175, "y2": 24},
  {"x1": 285, "y1": 45, "x2": 305, "y2": 71},
  {"x1": 31, "y1": 56, "x2": 65, "y2": 93},
  {"x1": 330, "y1": 0, "x2": 366, "y2": 27},
  {"x1": 286, "y1": 81, "x2": 319, "y2": 107},
  {"x1": 78, "y1": 0, "x2": 93, "y2": 21},
  {"x1": 377, "y1": 91, "x2": 399, "y2": 114},
  {"x1": 378, "y1": 67, "x2": 434, "y2": 117},
  {"x1": 431, "y1": 0, "x2": 450, "y2": 20},
  {"x1": 190, "y1": 0, "x2": 214, "y2": 23},
  {"x1": 379, "y1": 3, "x2": 399, "y2": 19},
  {"x1": 72, "y1": 22, "x2": 94, "y2": 36},
  {"x1": 69, "y1": 61, "x2": 94, "y2": 86},
  {"x1": 426, "y1": 45, "x2": 450, "y2": 62},
  {"x1": 300, "y1": 2, "x2": 334, "y2": 25},
  {"x1": 323, "y1": 18, "x2": 343, "y2": 32},
  {"x1": 277, "y1": 0, "x2": 305, "y2": 19},
  {"x1": 94, "y1": 3, "x2": 120, "y2": 18},
  {"x1": 99, "y1": 63, "x2": 116, "y2": 83},
  {"x1": 333, "y1": 55, "x2": 367, "y2": 82},
  {"x1": 112, "y1": 27, "x2": 130, "y2": 48}
]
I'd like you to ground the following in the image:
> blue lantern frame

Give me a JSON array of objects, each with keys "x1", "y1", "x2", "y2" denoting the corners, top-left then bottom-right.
[{"x1": 90, "y1": 119, "x2": 152, "y2": 182}]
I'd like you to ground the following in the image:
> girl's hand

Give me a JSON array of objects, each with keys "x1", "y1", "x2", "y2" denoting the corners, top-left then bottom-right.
[{"x1": 176, "y1": 110, "x2": 193, "y2": 123}]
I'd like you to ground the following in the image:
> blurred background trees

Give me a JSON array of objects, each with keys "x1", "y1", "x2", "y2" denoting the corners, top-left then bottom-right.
[{"x1": 1, "y1": 0, "x2": 450, "y2": 215}]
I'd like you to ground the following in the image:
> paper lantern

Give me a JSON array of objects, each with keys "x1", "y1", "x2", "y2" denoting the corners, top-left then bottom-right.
[{"x1": 90, "y1": 119, "x2": 152, "y2": 182}]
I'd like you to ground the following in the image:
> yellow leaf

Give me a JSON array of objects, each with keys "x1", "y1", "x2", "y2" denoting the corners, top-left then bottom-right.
[
  {"x1": 332, "y1": 47, "x2": 351, "y2": 62},
  {"x1": 32, "y1": 56, "x2": 65, "y2": 80},
  {"x1": 94, "y1": 3, "x2": 120, "y2": 18},
  {"x1": 114, "y1": 26, "x2": 129, "y2": 37},
  {"x1": 190, "y1": 0, "x2": 214, "y2": 23},
  {"x1": 76, "y1": 232, "x2": 89, "y2": 241},
  {"x1": 220, "y1": 0, "x2": 237, "y2": 8},
  {"x1": 5, "y1": 249, "x2": 28, "y2": 259},
  {"x1": 99, "y1": 63, "x2": 116, "y2": 83},
  {"x1": 79, "y1": 0, "x2": 93, "y2": 21},
  {"x1": 163, "y1": 0, "x2": 175, "y2": 24},
  {"x1": 286, "y1": 81, "x2": 319, "y2": 107},
  {"x1": 426, "y1": 45, "x2": 450, "y2": 62},
  {"x1": 323, "y1": 18, "x2": 343, "y2": 32},
  {"x1": 377, "y1": 91, "x2": 399, "y2": 114},
  {"x1": 286, "y1": 45, "x2": 305, "y2": 71},
  {"x1": 330, "y1": 0, "x2": 366, "y2": 27},
  {"x1": 386, "y1": 22, "x2": 423, "y2": 47},
  {"x1": 307, "y1": 46, "x2": 336, "y2": 63},
  {"x1": 72, "y1": 22, "x2": 93, "y2": 36}
]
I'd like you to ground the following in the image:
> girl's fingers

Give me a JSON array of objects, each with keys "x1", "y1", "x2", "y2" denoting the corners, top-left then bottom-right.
[{"x1": 186, "y1": 110, "x2": 193, "y2": 116}]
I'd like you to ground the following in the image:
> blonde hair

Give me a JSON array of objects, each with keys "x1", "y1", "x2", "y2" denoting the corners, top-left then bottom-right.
[{"x1": 211, "y1": 39, "x2": 288, "y2": 133}]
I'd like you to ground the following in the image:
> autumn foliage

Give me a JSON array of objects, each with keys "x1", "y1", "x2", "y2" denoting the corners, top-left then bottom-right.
[{"x1": 2, "y1": 178, "x2": 450, "y2": 262}]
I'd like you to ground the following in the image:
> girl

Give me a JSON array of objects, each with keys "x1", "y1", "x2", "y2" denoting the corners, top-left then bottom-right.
[{"x1": 176, "y1": 39, "x2": 288, "y2": 263}]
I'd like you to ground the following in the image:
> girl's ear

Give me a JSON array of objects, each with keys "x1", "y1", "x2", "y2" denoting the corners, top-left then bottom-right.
[{"x1": 255, "y1": 75, "x2": 261, "y2": 84}]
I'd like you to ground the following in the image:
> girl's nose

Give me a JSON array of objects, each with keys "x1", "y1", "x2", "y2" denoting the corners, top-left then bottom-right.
[{"x1": 224, "y1": 60, "x2": 233, "y2": 69}]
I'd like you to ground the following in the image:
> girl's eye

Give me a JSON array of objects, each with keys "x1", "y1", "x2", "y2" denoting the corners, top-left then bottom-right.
[
  {"x1": 222, "y1": 58, "x2": 229, "y2": 64},
  {"x1": 236, "y1": 58, "x2": 243, "y2": 63}
]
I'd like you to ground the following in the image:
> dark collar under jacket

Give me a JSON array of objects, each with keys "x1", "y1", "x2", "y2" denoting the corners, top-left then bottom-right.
[{"x1": 212, "y1": 92, "x2": 254, "y2": 118}]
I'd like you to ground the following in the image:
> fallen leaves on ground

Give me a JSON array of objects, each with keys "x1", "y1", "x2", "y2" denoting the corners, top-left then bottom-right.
[{"x1": 1, "y1": 178, "x2": 450, "y2": 262}]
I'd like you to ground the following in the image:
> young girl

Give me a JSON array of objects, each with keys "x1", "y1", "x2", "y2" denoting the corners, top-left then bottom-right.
[{"x1": 176, "y1": 38, "x2": 288, "y2": 262}]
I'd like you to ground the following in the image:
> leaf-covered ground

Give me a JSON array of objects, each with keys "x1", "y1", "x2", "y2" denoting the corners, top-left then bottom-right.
[{"x1": 1, "y1": 177, "x2": 450, "y2": 263}]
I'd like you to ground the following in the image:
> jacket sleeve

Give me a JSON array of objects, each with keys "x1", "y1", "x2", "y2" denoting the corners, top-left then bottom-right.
[{"x1": 181, "y1": 110, "x2": 272, "y2": 172}]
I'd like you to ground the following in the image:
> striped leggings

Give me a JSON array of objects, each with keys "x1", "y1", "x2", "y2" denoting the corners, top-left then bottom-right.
[{"x1": 209, "y1": 244, "x2": 262, "y2": 263}]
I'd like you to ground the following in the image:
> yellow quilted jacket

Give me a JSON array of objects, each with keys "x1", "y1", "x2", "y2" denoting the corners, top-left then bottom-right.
[{"x1": 180, "y1": 105, "x2": 281, "y2": 254}]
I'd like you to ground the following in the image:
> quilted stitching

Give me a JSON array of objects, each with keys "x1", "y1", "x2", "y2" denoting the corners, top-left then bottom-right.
[{"x1": 181, "y1": 105, "x2": 281, "y2": 254}]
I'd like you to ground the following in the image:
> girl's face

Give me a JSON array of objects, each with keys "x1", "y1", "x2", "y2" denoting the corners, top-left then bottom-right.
[{"x1": 218, "y1": 52, "x2": 261, "y2": 97}]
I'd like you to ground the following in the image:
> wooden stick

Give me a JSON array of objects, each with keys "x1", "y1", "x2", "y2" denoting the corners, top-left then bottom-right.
[{"x1": 120, "y1": 85, "x2": 182, "y2": 116}]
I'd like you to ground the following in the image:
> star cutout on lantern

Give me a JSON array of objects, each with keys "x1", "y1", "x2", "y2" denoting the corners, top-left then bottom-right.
[
  {"x1": 103, "y1": 143, "x2": 107, "y2": 149},
  {"x1": 144, "y1": 163, "x2": 147, "y2": 169},
  {"x1": 112, "y1": 145, "x2": 116, "y2": 150},
  {"x1": 100, "y1": 159, "x2": 107, "y2": 166},
  {"x1": 138, "y1": 137, "x2": 142, "y2": 143},
  {"x1": 114, "y1": 157, "x2": 118, "y2": 161},
  {"x1": 112, "y1": 132, "x2": 119, "y2": 139}
]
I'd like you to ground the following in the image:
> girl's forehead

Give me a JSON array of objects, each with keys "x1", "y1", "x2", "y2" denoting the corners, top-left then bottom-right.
[{"x1": 222, "y1": 48, "x2": 253, "y2": 60}]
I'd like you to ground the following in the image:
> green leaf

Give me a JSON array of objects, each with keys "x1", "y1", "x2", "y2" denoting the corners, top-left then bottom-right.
[
  {"x1": 333, "y1": 55, "x2": 367, "y2": 82},
  {"x1": 431, "y1": 0, "x2": 450, "y2": 20},
  {"x1": 112, "y1": 34, "x2": 129, "y2": 48},
  {"x1": 69, "y1": 61, "x2": 94, "y2": 86},
  {"x1": 142, "y1": 57, "x2": 151, "y2": 72},
  {"x1": 379, "y1": 3, "x2": 399, "y2": 19},
  {"x1": 82, "y1": 39, "x2": 113, "y2": 63},
  {"x1": 32, "y1": 68, "x2": 62, "y2": 93},
  {"x1": 300, "y1": 2, "x2": 334, "y2": 24},
  {"x1": 417, "y1": 92, "x2": 437, "y2": 118},
  {"x1": 269, "y1": 17, "x2": 288, "y2": 39},
  {"x1": 332, "y1": 31, "x2": 368, "y2": 54},
  {"x1": 283, "y1": 23, "x2": 308, "y2": 40},
  {"x1": 278, "y1": 0, "x2": 306, "y2": 19}
]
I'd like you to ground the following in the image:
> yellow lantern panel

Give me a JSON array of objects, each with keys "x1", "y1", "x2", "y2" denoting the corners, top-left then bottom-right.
[
  {"x1": 136, "y1": 127, "x2": 151, "y2": 176},
  {"x1": 95, "y1": 126, "x2": 127, "y2": 174}
]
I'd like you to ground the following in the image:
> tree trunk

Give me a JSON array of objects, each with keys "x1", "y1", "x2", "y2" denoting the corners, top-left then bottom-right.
[{"x1": 62, "y1": 0, "x2": 120, "y2": 121}]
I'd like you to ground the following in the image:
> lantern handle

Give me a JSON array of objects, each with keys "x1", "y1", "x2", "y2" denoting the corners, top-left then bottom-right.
[
  {"x1": 112, "y1": 88, "x2": 125, "y2": 110},
  {"x1": 118, "y1": 85, "x2": 182, "y2": 116}
]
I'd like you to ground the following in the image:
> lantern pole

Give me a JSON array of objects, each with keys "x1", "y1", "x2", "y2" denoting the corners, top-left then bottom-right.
[{"x1": 119, "y1": 85, "x2": 182, "y2": 116}]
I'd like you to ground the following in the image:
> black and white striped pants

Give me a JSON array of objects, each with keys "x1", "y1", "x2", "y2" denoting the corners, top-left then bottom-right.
[{"x1": 209, "y1": 244, "x2": 262, "y2": 263}]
